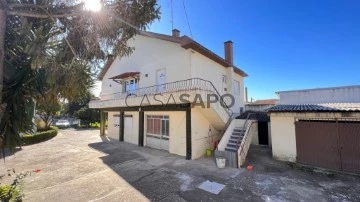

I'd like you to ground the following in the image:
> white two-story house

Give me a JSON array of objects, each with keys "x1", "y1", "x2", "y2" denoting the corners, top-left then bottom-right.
[{"x1": 90, "y1": 29, "x2": 248, "y2": 160}]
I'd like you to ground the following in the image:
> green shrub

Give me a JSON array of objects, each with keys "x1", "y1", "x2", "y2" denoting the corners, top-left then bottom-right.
[
  {"x1": 89, "y1": 122, "x2": 101, "y2": 128},
  {"x1": 22, "y1": 129, "x2": 58, "y2": 145},
  {"x1": 0, "y1": 184, "x2": 22, "y2": 202},
  {"x1": 50, "y1": 126, "x2": 59, "y2": 131},
  {"x1": 36, "y1": 126, "x2": 59, "y2": 132}
]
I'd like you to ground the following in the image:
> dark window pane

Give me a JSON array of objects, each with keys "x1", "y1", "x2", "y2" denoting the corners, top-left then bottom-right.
[
  {"x1": 161, "y1": 120, "x2": 166, "y2": 136},
  {"x1": 154, "y1": 119, "x2": 161, "y2": 135},
  {"x1": 165, "y1": 120, "x2": 169, "y2": 136}
]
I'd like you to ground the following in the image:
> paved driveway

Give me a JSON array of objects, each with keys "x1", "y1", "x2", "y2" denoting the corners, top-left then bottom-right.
[{"x1": 1, "y1": 129, "x2": 359, "y2": 202}]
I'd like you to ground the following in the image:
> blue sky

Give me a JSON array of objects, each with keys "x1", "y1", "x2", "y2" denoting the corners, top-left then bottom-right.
[{"x1": 149, "y1": 0, "x2": 360, "y2": 100}]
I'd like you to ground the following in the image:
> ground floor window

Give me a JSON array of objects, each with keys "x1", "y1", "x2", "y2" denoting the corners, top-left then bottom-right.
[{"x1": 146, "y1": 115, "x2": 169, "y2": 137}]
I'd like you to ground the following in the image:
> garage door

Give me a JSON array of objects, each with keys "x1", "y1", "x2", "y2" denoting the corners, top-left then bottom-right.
[
  {"x1": 295, "y1": 120, "x2": 360, "y2": 174},
  {"x1": 146, "y1": 115, "x2": 169, "y2": 151}
]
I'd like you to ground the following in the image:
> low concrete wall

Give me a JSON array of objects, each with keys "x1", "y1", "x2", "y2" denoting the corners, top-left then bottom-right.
[
  {"x1": 238, "y1": 121, "x2": 257, "y2": 167},
  {"x1": 270, "y1": 116, "x2": 296, "y2": 162},
  {"x1": 191, "y1": 108, "x2": 221, "y2": 159}
]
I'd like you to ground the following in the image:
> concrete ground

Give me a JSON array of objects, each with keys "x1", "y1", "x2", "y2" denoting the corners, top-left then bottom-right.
[{"x1": 1, "y1": 129, "x2": 359, "y2": 202}]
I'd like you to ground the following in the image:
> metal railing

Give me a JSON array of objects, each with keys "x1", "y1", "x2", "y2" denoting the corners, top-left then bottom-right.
[
  {"x1": 93, "y1": 78, "x2": 231, "y2": 115},
  {"x1": 237, "y1": 113, "x2": 254, "y2": 155},
  {"x1": 216, "y1": 112, "x2": 240, "y2": 150}
]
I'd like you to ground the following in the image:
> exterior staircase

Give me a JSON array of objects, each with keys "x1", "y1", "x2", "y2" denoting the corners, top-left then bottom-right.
[
  {"x1": 224, "y1": 127, "x2": 245, "y2": 152},
  {"x1": 216, "y1": 113, "x2": 255, "y2": 168}
]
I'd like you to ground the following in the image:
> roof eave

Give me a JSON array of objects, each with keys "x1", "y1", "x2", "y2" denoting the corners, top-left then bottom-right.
[{"x1": 98, "y1": 57, "x2": 115, "y2": 81}]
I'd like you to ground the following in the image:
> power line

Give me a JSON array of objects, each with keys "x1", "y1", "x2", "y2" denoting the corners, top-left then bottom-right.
[
  {"x1": 171, "y1": 0, "x2": 174, "y2": 30},
  {"x1": 182, "y1": 0, "x2": 193, "y2": 38}
]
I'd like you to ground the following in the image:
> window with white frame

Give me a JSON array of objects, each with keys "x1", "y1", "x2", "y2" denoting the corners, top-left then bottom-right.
[
  {"x1": 146, "y1": 115, "x2": 169, "y2": 137},
  {"x1": 122, "y1": 78, "x2": 139, "y2": 93}
]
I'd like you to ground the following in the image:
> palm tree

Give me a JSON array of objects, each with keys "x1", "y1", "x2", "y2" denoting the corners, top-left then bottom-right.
[{"x1": 0, "y1": 0, "x2": 160, "y2": 152}]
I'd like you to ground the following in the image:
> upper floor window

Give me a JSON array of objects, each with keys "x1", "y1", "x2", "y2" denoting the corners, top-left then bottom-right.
[
  {"x1": 123, "y1": 78, "x2": 139, "y2": 93},
  {"x1": 233, "y1": 80, "x2": 240, "y2": 95}
]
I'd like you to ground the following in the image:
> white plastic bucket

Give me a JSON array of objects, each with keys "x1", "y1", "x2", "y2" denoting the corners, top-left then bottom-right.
[{"x1": 216, "y1": 157, "x2": 226, "y2": 169}]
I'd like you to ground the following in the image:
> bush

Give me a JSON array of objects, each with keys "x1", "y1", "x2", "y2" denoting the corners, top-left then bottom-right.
[
  {"x1": 89, "y1": 122, "x2": 100, "y2": 128},
  {"x1": 50, "y1": 126, "x2": 59, "y2": 131},
  {"x1": 37, "y1": 126, "x2": 59, "y2": 132},
  {"x1": 0, "y1": 184, "x2": 22, "y2": 202},
  {"x1": 78, "y1": 122, "x2": 101, "y2": 129},
  {"x1": 22, "y1": 128, "x2": 58, "y2": 145}
]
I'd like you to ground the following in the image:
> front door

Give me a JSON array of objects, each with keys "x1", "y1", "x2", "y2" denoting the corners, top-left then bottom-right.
[
  {"x1": 156, "y1": 69, "x2": 166, "y2": 92},
  {"x1": 146, "y1": 115, "x2": 169, "y2": 151}
]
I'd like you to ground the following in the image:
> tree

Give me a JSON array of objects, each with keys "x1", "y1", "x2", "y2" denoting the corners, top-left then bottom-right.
[
  {"x1": 0, "y1": 0, "x2": 160, "y2": 151},
  {"x1": 36, "y1": 94, "x2": 61, "y2": 130},
  {"x1": 75, "y1": 106, "x2": 100, "y2": 125}
]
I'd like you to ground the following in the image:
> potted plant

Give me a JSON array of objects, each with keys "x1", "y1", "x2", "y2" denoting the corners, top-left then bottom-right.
[{"x1": 206, "y1": 148, "x2": 213, "y2": 157}]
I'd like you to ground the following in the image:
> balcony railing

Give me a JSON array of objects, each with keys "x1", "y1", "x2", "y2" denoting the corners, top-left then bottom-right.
[{"x1": 93, "y1": 78, "x2": 232, "y2": 116}]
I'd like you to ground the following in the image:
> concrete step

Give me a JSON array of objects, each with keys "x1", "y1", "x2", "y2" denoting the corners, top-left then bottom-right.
[
  {"x1": 229, "y1": 139, "x2": 242, "y2": 144},
  {"x1": 232, "y1": 132, "x2": 245, "y2": 136},
  {"x1": 233, "y1": 129, "x2": 245, "y2": 133},
  {"x1": 230, "y1": 135, "x2": 244, "y2": 140},
  {"x1": 227, "y1": 142, "x2": 238, "y2": 148},
  {"x1": 225, "y1": 147, "x2": 237, "y2": 152}
]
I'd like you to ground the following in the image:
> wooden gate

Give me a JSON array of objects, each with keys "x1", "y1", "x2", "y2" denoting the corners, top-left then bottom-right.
[{"x1": 295, "y1": 120, "x2": 360, "y2": 174}]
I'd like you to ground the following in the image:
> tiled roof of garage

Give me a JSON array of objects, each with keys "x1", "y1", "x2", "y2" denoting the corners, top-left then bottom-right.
[
  {"x1": 268, "y1": 103, "x2": 360, "y2": 113},
  {"x1": 237, "y1": 111, "x2": 270, "y2": 122}
]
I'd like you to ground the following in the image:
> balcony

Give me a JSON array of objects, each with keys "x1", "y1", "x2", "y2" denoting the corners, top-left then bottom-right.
[{"x1": 90, "y1": 78, "x2": 232, "y2": 127}]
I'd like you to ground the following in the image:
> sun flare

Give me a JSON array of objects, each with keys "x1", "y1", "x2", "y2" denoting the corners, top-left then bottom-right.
[{"x1": 84, "y1": 0, "x2": 102, "y2": 12}]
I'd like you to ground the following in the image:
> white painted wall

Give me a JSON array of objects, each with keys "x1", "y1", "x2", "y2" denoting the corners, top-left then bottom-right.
[
  {"x1": 191, "y1": 108, "x2": 221, "y2": 159},
  {"x1": 268, "y1": 124, "x2": 272, "y2": 146},
  {"x1": 233, "y1": 73, "x2": 245, "y2": 114},
  {"x1": 190, "y1": 51, "x2": 245, "y2": 114},
  {"x1": 279, "y1": 85, "x2": 360, "y2": 104},
  {"x1": 99, "y1": 33, "x2": 246, "y2": 112},
  {"x1": 238, "y1": 121, "x2": 257, "y2": 167},
  {"x1": 270, "y1": 116, "x2": 297, "y2": 162},
  {"x1": 251, "y1": 127, "x2": 259, "y2": 145},
  {"x1": 101, "y1": 35, "x2": 192, "y2": 97},
  {"x1": 245, "y1": 104, "x2": 275, "y2": 112}
]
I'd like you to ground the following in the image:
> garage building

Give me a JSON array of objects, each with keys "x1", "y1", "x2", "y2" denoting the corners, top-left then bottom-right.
[{"x1": 269, "y1": 86, "x2": 360, "y2": 174}]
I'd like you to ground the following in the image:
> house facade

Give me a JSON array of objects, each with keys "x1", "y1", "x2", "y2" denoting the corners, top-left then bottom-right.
[
  {"x1": 269, "y1": 85, "x2": 360, "y2": 174},
  {"x1": 90, "y1": 29, "x2": 247, "y2": 160},
  {"x1": 245, "y1": 99, "x2": 278, "y2": 112}
]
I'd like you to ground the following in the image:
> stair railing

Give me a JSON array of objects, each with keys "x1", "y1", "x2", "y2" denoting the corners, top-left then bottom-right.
[
  {"x1": 216, "y1": 112, "x2": 240, "y2": 150},
  {"x1": 236, "y1": 113, "x2": 254, "y2": 154}
]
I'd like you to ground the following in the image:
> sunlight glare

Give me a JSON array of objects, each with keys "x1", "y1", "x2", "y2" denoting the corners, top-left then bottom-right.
[{"x1": 84, "y1": 0, "x2": 101, "y2": 12}]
